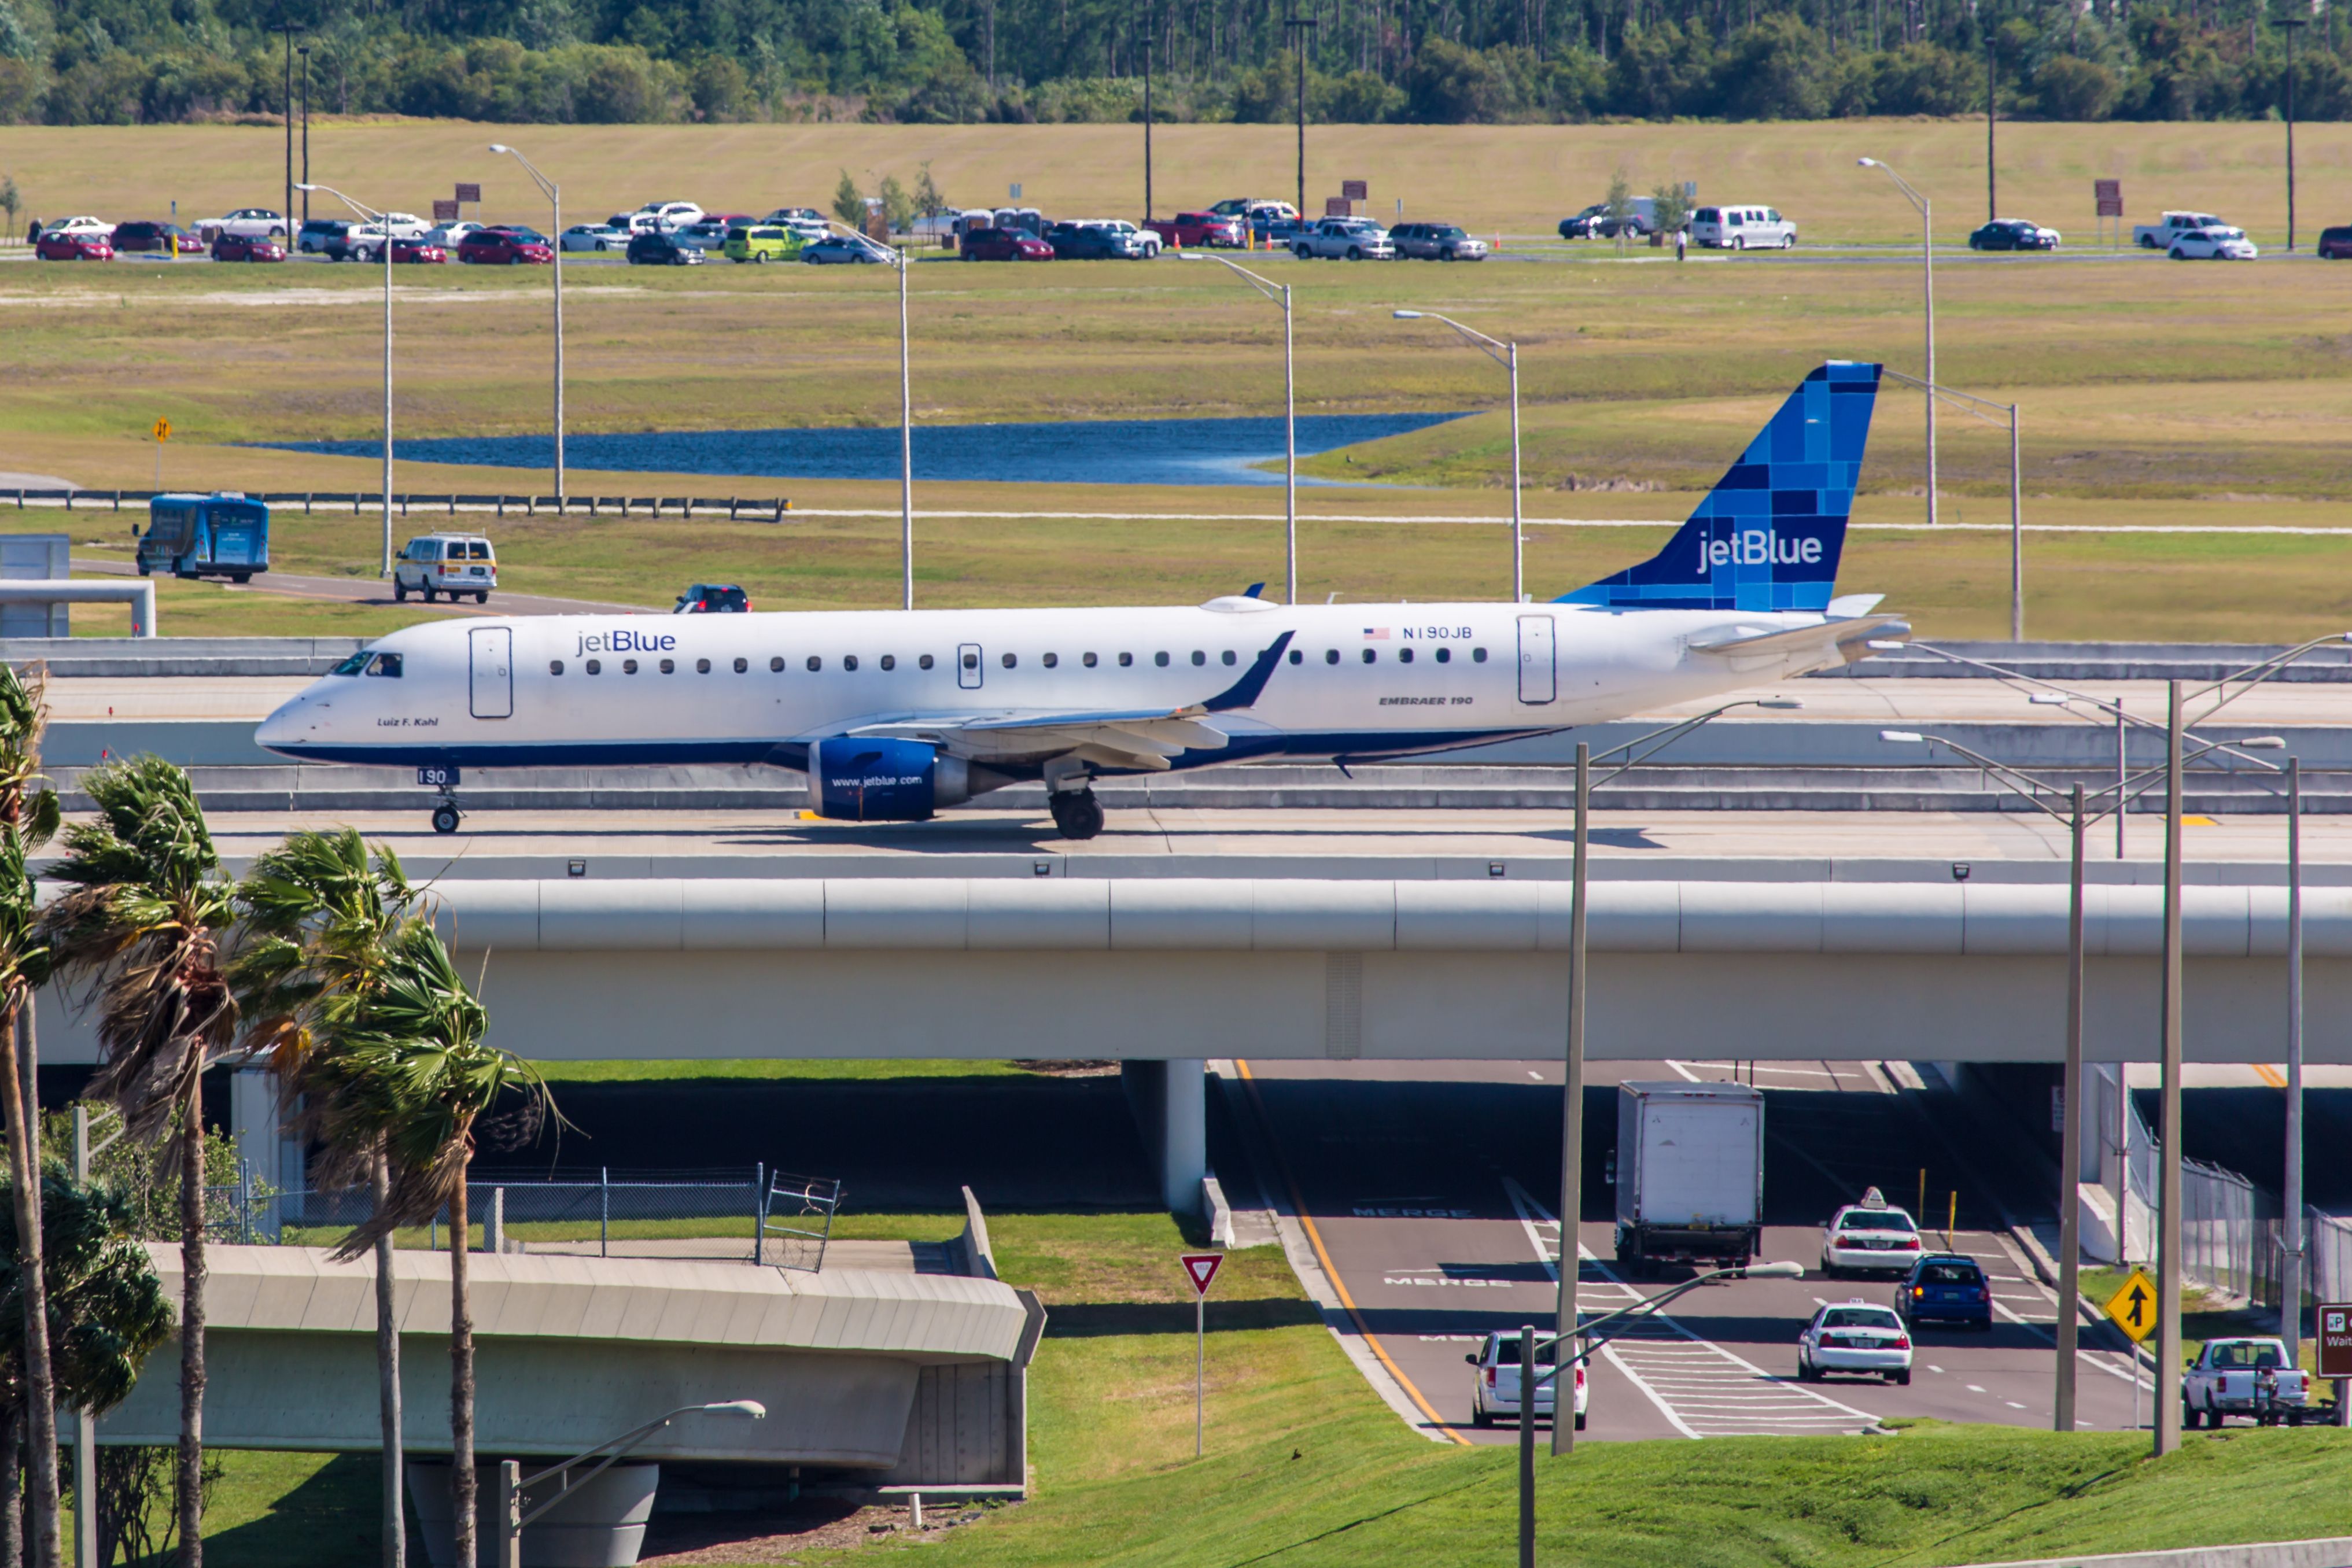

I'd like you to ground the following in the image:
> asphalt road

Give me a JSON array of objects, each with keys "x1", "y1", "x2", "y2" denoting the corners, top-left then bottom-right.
[
  {"x1": 71, "y1": 554, "x2": 650, "y2": 617},
  {"x1": 1234, "y1": 1056, "x2": 2158, "y2": 1445}
]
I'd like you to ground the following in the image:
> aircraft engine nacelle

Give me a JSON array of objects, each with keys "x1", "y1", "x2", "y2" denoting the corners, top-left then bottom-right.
[{"x1": 806, "y1": 738, "x2": 973, "y2": 821}]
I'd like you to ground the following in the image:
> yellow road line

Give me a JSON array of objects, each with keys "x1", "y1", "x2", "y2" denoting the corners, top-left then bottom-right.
[
  {"x1": 2253, "y1": 1063, "x2": 2288, "y2": 1089},
  {"x1": 1235, "y1": 1059, "x2": 1472, "y2": 1447}
]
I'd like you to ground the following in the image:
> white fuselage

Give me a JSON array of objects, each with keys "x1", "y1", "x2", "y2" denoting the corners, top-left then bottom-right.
[{"x1": 255, "y1": 600, "x2": 1853, "y2": 777}]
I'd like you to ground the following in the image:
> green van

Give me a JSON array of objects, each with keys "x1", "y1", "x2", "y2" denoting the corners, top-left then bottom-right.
[{"x1": 724, "y1": 225, "x2": 805, "y2": 264}]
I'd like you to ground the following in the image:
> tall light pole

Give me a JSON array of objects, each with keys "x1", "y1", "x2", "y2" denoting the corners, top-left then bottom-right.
[
  {"x1": 1283, "y1": 16, "x2": 1319, "y2": 219},
  {"x1": 1553, "y1": 741, "x2": 1588, "y2": 1456},
  {"x1": 1859, "y1": 158, "x2": 1937, "y2": 526},
  {"x1": 2283, "y1": 754, "x2": 2306, "y2": 1362},
  {"x1": 2282, "y1": 18, "x2": 2307, "y2": 250},
  {"x1": 300, "y1": 182, "x2": 395, "y2": 578},
  {"x1": 2156, "y1": 678, "x2": 2185, "y2": 1457},
  {"x1": 489, "y1": 144, "x2": 566, "y2": 502},
  {"x1": 1184, "y1": 251, "x2": 1296, "y2": 603},
  {"x1": 827, "y1": 219, "x2": 915, "y2": 608},
  {"x1": 1393, "y1": 309, "x2": 1522, "y2": 603},
  {"x1": 297, "y1": 46, "x2": 309, "y2": 230}
]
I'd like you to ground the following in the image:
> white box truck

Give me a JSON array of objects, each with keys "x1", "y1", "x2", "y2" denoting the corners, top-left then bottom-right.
[{"x1": 1613, "y1": 1082, "x2": 1764, "y2": 1274}]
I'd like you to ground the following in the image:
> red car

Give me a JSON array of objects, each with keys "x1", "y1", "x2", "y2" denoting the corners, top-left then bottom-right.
[
  {"x1": 959, "y1": 227, "x2": 1053, "y2": 261},
  {"x1": 392, "y1": 239, "x2": 447, "y2": 264},
  {"x1": 35, "y1": 231, "x2": 112, "y2": 261},
  {"x1": 458, "y1": 228, "x2": 554, "y2": 265},
  {"x1": 1146, "y1": 212, "x2": 1244, "y2": 249},
  {"x1": 212, "y1": 233, "x2": 287, "y2": 263}
]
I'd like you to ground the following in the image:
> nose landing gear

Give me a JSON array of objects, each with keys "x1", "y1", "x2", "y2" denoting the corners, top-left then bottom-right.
[
  {"x1": 417, "y1": 765, "x2": 464, "y2": 835},
  {"x1": 1046, "y1": 788, "x2": 1104, "y2": 841},
  {"x1": 431, "y1": 800, "x2": 463, "y2": 835}
]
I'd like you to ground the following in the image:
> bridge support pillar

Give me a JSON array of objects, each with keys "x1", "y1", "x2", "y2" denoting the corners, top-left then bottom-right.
[
  {"x1": 227, "y1": 1066, "x2": 295, "y2": 1241},
  {"x1": 1122, "y1": 1059, "x2": 1206, "y2": 1217}
]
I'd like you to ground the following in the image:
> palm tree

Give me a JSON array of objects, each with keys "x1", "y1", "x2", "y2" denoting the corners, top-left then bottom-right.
[
  {"x1": 41, "y1": 757, "x2": 238, "y2": 1568},
  {"x1": 0, "y1": 665, "x2": 62, "y2": 1568},
  {"x1": 231, "y1": 828, "x2": 422, "y2": 1568},
  {"x1": 297, "y1": 919, "x2": 540, "y2": 1568}
]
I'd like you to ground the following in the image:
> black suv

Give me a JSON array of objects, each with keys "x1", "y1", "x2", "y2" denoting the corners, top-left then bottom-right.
[
  {"x1": 2318, "y1": 226, "x2": 2352, "y2": 260},
  {"x1": 674, "y1": 583, "x2": 751, "y2": 613},
  {"x1": 627, "y1": 231, "x2": 704, "y2": 266}
]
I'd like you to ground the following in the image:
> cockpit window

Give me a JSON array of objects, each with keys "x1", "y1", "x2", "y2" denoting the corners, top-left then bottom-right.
[
  {"x1": 366, "y1": 652, "x2": 403, "y2": 678},
  {"x1": 330, "y1": 651, "x2": 372, "y2": 676}
]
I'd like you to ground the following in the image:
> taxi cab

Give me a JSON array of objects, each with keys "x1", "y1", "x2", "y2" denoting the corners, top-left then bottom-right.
[
  {"x1": 1797, "y1": 1300, "x2": 1913, "y2": 1384},
  {"x1": 1819, "y1": 1188, "x2": 1925, "y2": 1277}
]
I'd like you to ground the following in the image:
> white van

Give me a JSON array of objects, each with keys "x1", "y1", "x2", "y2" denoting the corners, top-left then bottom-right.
[
  {"x1": 1690, "y1": 205, "x2": 1796, "y2": 250},
  {"x1": 393, "y1": 533, "x2": 497, "y2": 603}
]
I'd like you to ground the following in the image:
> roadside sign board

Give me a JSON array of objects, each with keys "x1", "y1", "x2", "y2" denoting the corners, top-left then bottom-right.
[
  {"x1": 152, "y1": 418, "x2": 170, "y2": 442},
  {"x1": 1181, "y1": 1252, "x2": 1224, "y2": 1455},
  {"x1": 433, "y1": 200, "x2": 460, "y2": 223},
  {"x1": 1341, "y1": 178, "x2": 1368, "y2": 201},
  {"x1": 1324, "y1": 196, "x2": 1354, "y2": 217},
  {"x1": 2320, "y1": 1304, "x2": 2352, "y2": 1378},
  {"x1": 2094, "y1": 178, "x2": 2122, "y2": 216},
  {"x1": 1181, "y1": 1253, "x2": 1223, "y2": 1297},
  {"x1": 454, "y1": 182, "x2": 482, "y2": 204},
  {"x1": 2103, "y1": 1267, "x2": 2158, "y2": 1343}
]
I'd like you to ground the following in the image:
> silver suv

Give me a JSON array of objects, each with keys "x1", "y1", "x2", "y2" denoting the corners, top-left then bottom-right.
[
  {"x1": 394, "y1": 532, "x2": 497, "y2": 603},
  {"x1": 1293, "y1": 217, "x2": 1395, "y2": 260}
]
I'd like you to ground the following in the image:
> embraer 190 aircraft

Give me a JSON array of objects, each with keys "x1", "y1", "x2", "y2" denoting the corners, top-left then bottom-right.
[{"x1": 257, "y1": 362, "x2": 1905, "y2": 838}]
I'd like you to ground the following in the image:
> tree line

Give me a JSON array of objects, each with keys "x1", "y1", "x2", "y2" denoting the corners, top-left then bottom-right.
[
  {"x1": 0, "y1": 663, "x2": 539, "y2": 1568},
  {"x1": 0, "y1": 0, "x2": 2347, "y2": 124}
]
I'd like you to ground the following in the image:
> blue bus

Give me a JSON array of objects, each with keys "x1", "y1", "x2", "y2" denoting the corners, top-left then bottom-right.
[{"x1": 138, "y1": 492, "x2": 270, "y2": 581}]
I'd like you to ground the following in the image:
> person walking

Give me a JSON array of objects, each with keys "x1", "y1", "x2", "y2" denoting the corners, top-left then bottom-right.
[{"x1": 1674, "y1": 224, "x2": 1687, "y2": 262}]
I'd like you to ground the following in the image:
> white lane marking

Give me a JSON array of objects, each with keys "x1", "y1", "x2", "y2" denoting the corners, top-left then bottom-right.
[
  {"x1": 2006, "y1": 1401, "x2": 2027, "y2": 1410},
  {"x1": 1967, "y1": 1384, "x2": 1987, "y2": 1393},
  {"x1": 1528, "y1": 1071, "x2": 1543, "y2": 1080},
  {"x1": 1981, "y1": 1233, "x2": 2152, "y2": 1393},
  {"x1": 1503, "y1": 1178, "x2": 1879, "y2": 1439},
  {"x1": 1662, "y1": 1060, "x2": 1705, "y2": 1083},
  {"x1": 1927, "y1": 1364, "x2": 1945, "y2": 1374}
]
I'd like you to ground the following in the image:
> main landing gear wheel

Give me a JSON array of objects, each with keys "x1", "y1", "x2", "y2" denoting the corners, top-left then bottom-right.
[
  {"x1": 431, "y1": 803, "x2": 462, "y2": 835},
  {"x1": 1048, "y1": 789, "x2": 1104, "y2": 840}
]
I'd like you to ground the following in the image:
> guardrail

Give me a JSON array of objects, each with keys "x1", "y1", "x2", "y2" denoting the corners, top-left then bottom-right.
[{"x1": 8, "y1": 488, "x2": 792, "y2": 522}]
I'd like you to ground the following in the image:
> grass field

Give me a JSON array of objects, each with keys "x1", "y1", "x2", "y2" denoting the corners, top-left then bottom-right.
[{"x1": 178, "y1": 1205, "x2": 2352, "y2": 1567}]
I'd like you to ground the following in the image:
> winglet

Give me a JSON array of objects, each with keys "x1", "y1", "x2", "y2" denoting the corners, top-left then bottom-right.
[
  {"x1": 1244, "y1": 582, "x2": 1265, "y2": 599},
  {"x1": 1204, "y1": 631, "x2": 1295, "y2": 712}
]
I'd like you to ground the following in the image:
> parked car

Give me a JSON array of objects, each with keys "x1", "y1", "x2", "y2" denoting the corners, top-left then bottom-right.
[
  {"x1": 1895, "y1": 1253, "x2": 1993, "y2": 1331},
  {"x1": 674, "y1": 582, "x2": 752, "y2": 613},
  {"x1": 612, "y1": 200, "x2": 703, "y2": 234},
  {"x1": 1145, "y1": 211, "x2": 1244, "y2": 249},
  {"x1": 390, "y1": 239, "x2": 447, "y2": 264},
  {"x1": 2170, "y1": 226, "x2": 2257, "y2": 260},
  {"x1": 1045, "y1": 222, "x2": 1144, "y2": 260},
  {"x1": 35, "y1": 230, "x2": 112, "y2": 261},
  {"x1": 202, "y1": 206, "x2": 290, "y2": 241},
  {"x1": 724, "y1": 224, "x2": 805, "y2": 263},
  {"x1": 1818, "y1": 1190, "x2": 1923, "y2": 1276},
  {"x1": 43, "y1": 215, "x2": 115, "y2": 238},
  {"x1": 2133, "y1": 211, "x2": 2228, "y2": 249},
  {"x1": 296, "y1": 217, "x2": 348, "y2": 253},
  {"x1": 1559, "y1": 197, "x2": 1660, "y2": 238},
  {"x1": 802, "y1": 235, "x2": 882, "y2": 264},
  {"x1": 1689, "y1": 204, "x2": 1796, "y2": 250},
  {"x1": 211, "y1": 232, "x2": 287, "y2": 263},
  {"x1": 625, "y1": 231, "x2": 705, "y2": 266},
  {"x1": 393, "y1": 532, "x2": 497, "y2": 603},
  {"x1": 1092, "y1": 219, "x2": 1161, "y2": 256},
  {"x1": 1252, "y1": 214, "x2": 1309, "y2": 246},
  {"x1": 1465, "y1": 1331, "x2": 1585, "y2": 1430},
  {"x1": 109, "y1": 220, "x2": 196, "y2": 256},
  {"x1": 1968, "y1": 218, "x2": 2060, "y2": 251},
  {"x1": 1211, "y1": 197, "x2": 1297, "y2": 227},
  {"x1": 561, "y1": 223, "x2": 628, "y2": 252},
  {"x1": 1390, "y1": 221, "x2": 1488, "y2": 261},
  {"x1": 761, "y1": 206, "x2": 826, "y2": 227},
  {"x1": 1294, "y1": 217, "x2": 1395, "y2": 260},
  {"x1": 960, "y1": 227, "x2": 1053, "y2": 261},
  {"x1": 421, "y1": 220, "x2": 485, "y2": 248},
  {"x1": 2184, "y1": 1338, "x2": 2313, "y2": 1428},
  {"x1": 2318, "y1": 225, "x2": 2352, "y2": 259},
  {"x1": 458, "y1": 227, "x2": 553, "y2": 265},
  {"x1": 326, "y1": 225, "x2": 385, "y2": 261},
  {"x1": 1796, "y1": 1301, "x2": 1912, "y2": 1385},
  {"x1": 673, "y1": 219, "x2": 738, "y2": 252}
]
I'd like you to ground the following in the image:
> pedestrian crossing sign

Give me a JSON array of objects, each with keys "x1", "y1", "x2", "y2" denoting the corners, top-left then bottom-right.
[{"x1": 2103, "y1": 1268, "x2": 2158, "y2": 1343}]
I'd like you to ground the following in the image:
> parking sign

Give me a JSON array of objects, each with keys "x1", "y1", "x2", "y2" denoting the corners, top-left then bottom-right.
[{"x1": 2321, "y1": 1303, "x2": 2352, "y2": 1378}]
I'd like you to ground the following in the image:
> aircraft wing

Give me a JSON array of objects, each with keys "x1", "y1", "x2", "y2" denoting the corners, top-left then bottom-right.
[{"x1": 843, "y1": 631, "x2": 1295, "y2": 770}]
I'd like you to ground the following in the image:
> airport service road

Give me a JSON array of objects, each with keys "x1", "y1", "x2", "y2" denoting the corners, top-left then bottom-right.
[
  {"x1": 1234, "y1": 1057, "x2": 2154, "y2": 1445},
  {"x1": 187, "y1": 804, "x2": 2352, "y2": 870},
  {"x1": 70, "y1": 554, "x2": 652, "y2": 617}
]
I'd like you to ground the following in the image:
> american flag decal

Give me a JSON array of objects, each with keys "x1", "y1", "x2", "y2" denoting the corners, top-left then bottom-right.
[{"x1": 1362, "y1": 627, "x2": 1391, "y2": 639}]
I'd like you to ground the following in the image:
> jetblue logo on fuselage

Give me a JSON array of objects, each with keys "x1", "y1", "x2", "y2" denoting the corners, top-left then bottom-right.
[
  {"x1": 1700, "y1": 528, "x2": 1824, "y2": 576},
  {"x1": 575, "y1": 629, "x2": 677, "y2": 655}
]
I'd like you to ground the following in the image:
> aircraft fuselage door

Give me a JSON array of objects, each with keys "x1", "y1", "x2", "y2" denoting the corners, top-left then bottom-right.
[
  {"x1": 958, "y1": 642, "x2": 983, "y2": 690},
  {"x1": 469, "y1": 626, "x2": 514, "y2": 719},
  {"x1": 1516, "y1": 615, "x2": 1555, "y2": 704}
]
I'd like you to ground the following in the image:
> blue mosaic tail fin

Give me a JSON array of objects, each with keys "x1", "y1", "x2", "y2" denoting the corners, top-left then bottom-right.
[{"x1": 1555, "y1": 361, "x2": 1881, "y2": 613}]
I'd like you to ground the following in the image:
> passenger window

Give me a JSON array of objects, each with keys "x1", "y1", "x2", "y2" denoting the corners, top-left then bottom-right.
[
  {"x1": 469, "y1": 543, "x2": 492, "y2": 559},
  {"x1": 806, "y1": 656, "x2": 821, "y2": 672},
  {"x1": 1042, "y1": 652, "x2": 1058, "y2": 669},
  {"x1": 1436, "y1": 647, "x2": 1451, "y2": 663},
  {"x1": 1287, "y1": 649, "x2": 1302, "y2": 665},
  {"x1": 1155, "y1": 652, "x2": 1170, "y2": 667},
  {"x1": 550, "y1": 660, "x2": 565, "y2": 676},
  {"x1": 1473, "y1": 647, "x2": 1488, "y2": 662},
  {"x1": 696, "y1": 658, "x2": 710, "y2": 673},
  {"x1": 1361, "y1": 649, "x2": 1376, "y2": 664},
  {"x1": 443, "y1": 543, "x2": 463, "y2": 559},
  {"x1": 880, "y1": 654, "x2": 896, "y2": 671},
  {"x1": 586, "y1": 659, "x2": 601, "y2": 674},
  {"x1": 622, "y1": 659, "x2": 638, "y2": 674},
  {"x1": 733, "y1": 658, "x2": 748, "y2": 673},
  {"x1": 770, "y1": 656, "x2": 784, "y2": 672},
  {"x1": 1001, "y1": 652, "x2": 1018, "y2": 669},
  {"x1": 1399, "y1": 647, "x2": 1414, "y2": 664},
  {"x1": 1221, "y1": 650, "x2": 1237, "y2": 666},
  {"x1": 843, "y1": 655, "x2": 859, "y2": 672},
  {"x1": 659, "y1": 658, "x2": 674, "y2": 674},
  {"x1": 919, "y1": 654, "x2": 935, "y2": 670},
  {"x1": 962, "y1": 652, "x2": 979, "y2": 670},
  {"x1": 1118, "y1": 652, "x2": 1133, "y2": 667},
  {"x1": 1190, "y1": 651, "x2": 1206, "y2": 666},
  {"x1": 1325, "y1": 649, "x2": 1339, "y2": 665},
  {"x1": 1082, "y1": 652, "x2": 1098, "y2": 667},
  {"x1": 367, "y1": 653, "x2": 403, "y2": 678}
]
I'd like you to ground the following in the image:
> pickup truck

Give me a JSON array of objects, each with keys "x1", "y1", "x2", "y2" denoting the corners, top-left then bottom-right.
[
  {"x1": 1292, "y1": 217, "x2": 1395, "y2": 260},
  {"x1": 2133, "y1": 211, "x2": 2229, "y2": 249},
  {"x1": 1146, "y1": 212, "x2": 1243, "y2": 249},
  {"x1": 2183, "y1": 1338, "x2": 2314, "y2": 1427},
  {"x1": 1466, "y1": 1331, "x2": 1586, "y2": 1429}
]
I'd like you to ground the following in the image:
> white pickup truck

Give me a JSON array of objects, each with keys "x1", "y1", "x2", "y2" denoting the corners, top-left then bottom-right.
[
  {"x1": 2183, "y1": 1338, "x2": 2313, "y2": 1427},
  {"x1": 2133, "y1": 211, "x2": 2229, "y2": 249}
]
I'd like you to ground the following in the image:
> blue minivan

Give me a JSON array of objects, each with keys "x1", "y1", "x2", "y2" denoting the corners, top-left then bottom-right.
[{"x1": 138, "y1": 492, "x2": 270, "y2": 581}]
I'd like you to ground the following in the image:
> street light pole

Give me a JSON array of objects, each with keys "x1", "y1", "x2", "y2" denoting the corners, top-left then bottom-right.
[
  {"x1": 2283, "y1": 20, "x2": 2306, "y2": 250},
  {"x1": 2009, "y1": 403, "x2": 2023, "y2": 640},
  {"x1": 2057, "y1": 781, "x2": 2084, "y2": 1434},
  {"x1": 1859, "y1": 158, "x2": 1936, "y2": 525},
  {"x1": 827, "y1": 219, "x2": 915, "y2": 608},
  {"x1": 1283, "y1": 17, "x2": 1318, "y2": 219},
  {"x1": 297, "y1": 46, "x2": 309, "y2": 230},
  {"x1": 2156, "y1": 678, "x2": 2185, "y2": 1457},
  {"x1": 2283, "y1": 754, "x2": 2306, "y2": 1362},
  {"x1": 489, "y1": 145, "x2": 565, "y2": 502},
  {"x1": 1392, "y1": 309, "x2": 1523, "y2": 602},
  {"x1": 1554, "y1": 741, "x2": 1588, "y2": 1456},
  {"x1": 301, "y1": 181, "x2": 395, "y2": 578},
  {"x1": 1188, "y1": 252, "x2": 1298, "y2": 602}
]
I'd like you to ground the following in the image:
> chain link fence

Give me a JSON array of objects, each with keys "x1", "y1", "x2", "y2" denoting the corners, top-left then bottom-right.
[{"x1": 205, "y1": 1164, "x2": 840, "y2": 1269}]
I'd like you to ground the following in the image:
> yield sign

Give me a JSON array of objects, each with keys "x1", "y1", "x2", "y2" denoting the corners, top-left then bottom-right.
[
  {"x1": 2103, "y1": 1267, "x2": 2158, "y2": 1344},
  {"x1": 1180, "y1": 1253, "x2": 1223, "y2": 1298}
]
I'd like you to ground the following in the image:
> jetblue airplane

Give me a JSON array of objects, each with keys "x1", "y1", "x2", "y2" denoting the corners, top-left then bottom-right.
[{"x1": 256, "y1": 362, "x2": 1904, "y2": 838}]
